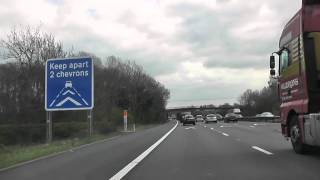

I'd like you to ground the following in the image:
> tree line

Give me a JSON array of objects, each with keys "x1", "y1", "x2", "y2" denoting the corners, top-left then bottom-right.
[
  {"x1": 238, "y1": 81, "x2": 279, "y2": 116},
  {"x1": 196, "y1": 81, "x2": 279, "y2": 117},
  {"x1": 0, "y1": 26, "x2": 169, "y2": 145}
]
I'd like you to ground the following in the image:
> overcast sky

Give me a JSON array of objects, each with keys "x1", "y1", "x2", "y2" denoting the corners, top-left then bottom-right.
[{"x1": 0, "y1": 0, "x2": 301, "y2": 107}]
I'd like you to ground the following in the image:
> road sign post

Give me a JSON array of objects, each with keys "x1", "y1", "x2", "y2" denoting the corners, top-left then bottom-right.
[
  {"x1": 124, "y1": 110, "x2": 128, "y2": 132},
  {"x1": 45, "y1": 57, "x2": 94, "y2": 140},
  {"x1": 88, "y1": 110, "x2": 93, "y2": 136},
  {"x1": 46, "y1": 111, "x2": 52, "y2": 143}
]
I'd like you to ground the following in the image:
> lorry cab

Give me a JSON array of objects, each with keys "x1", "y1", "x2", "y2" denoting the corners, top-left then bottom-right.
[{"x1": 270, "y1": 0, "x2": 320, "y2": 153}]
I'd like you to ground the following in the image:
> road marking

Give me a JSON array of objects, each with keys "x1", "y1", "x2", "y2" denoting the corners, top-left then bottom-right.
[
  {"x1": 220, "y1": 125, "x2": 233, "y2": 128},
  {"x1": 253, "y1": 123, "x2": 266, "y2": 126},
  {"x1": 222, "y1": 133, "x2": 229, "y2": 137},
  {"x1": 210, "y1": 127, "x2": 214, "y2": 130},
  {"x1": 109, "y1": 121, "x2": 178, "y2": 180},
  {"x1": 204, "y1": 126, "x2": 207, "y2": 128},
  {"x1": 185, "y1": 127, "x2": 195, "y2": 130},
  {"x1": 249, "y1": 126, "x2": 254, "y2": 128},
  {"x1": 252, "y1": 146, "x2": 273, "y2": 155}
]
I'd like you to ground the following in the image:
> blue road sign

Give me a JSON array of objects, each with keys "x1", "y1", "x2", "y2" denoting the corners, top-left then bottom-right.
[{"x1": 45, "y1": 57, "x2": 94, "y2": 111}]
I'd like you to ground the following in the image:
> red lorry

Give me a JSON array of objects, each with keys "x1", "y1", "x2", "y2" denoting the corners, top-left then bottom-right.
[{"x1": 270, "y1": 0, "x2": 320, "y2": 153}]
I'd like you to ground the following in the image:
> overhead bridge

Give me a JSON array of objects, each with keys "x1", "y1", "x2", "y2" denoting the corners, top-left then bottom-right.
[{"x1": 166, "y1": 106, "x2": 236, "y2": 114}]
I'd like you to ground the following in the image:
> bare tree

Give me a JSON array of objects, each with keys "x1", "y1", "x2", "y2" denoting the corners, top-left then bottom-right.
[{"x1": 1, "y1": 25, "x2": 66, "y2": 69}]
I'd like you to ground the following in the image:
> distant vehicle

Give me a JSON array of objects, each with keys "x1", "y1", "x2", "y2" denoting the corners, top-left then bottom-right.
[
  {"x1": 215, "y1": 114, "x2": 223, "y2": 121},
  {"x1": 195, "y1": 115, "x2": 204, "y2": 122},
  {"x1": 177, "y1": 112, "x2": 191, "y2": 123},
  {"x1": 233, "y1": 108, "x2": 241, "y2": 114},
  {"x1": 256, "y1": 112, "x2": 274, "y2": 117},
  {"x1": 224, "y1": 113, "x2": 240, "y2": 123},
  {"x1": 205, "y1": 114, "x2": 217, "y2": 123},
  {"x1": 183, "y1": 115, "x2": 196, "y2": 126}
]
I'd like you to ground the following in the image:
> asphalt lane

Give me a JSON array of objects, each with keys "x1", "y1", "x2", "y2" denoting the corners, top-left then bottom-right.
[
  {"x1": 124, "y1": 121, "x2": 320, "y2": 180},
  {"x1": 1, "y1": 120, "x2": 320, "y2": 180},
  {"x1": 0, "y1": 121, "x2": 176, "y2": 180}
]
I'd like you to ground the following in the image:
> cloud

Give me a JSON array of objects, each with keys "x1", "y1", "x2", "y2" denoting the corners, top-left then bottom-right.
[
  {"x1": 157, "y1": 61, "x2": 268, "y2": 107},
  {"x1": 0, "y1": 0, "x2": 301, "y2": 107}
]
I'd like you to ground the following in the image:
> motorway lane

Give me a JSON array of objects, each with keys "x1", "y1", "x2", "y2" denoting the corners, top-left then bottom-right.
[
  {"x1": 208, "y1": 121, "x2": 290, "y2": 152},
  {"x1": 124, "y1": 121, "x2": 320, "y2": 180},
  {"x1": 1, "y1": 120, "x2": 320, "y2": 180},
  {"x1": 204, "y1": 121, "x2": 320, "y2": 178},
  {"x1": 0, "y1": 121, "x2": 176, "y2": 180}
]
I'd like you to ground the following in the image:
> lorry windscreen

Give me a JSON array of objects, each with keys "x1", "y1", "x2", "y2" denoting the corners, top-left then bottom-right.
[
  {"x1": 304, "y1": 32, "x2": 320, "y2": 90},
  {"x1": 305, "y1": 0, "x2": 320, "y2": 5},
  {"x1": 307, "y1": 32, "x2": 320, "y2": 82}
]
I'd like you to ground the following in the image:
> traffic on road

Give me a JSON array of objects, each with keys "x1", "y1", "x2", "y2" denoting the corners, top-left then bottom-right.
[{"x1": 1, "y1": 120, "x2": 320, "y2": 180}]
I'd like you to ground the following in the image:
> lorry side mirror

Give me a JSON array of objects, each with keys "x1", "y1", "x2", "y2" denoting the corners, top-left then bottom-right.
[
  {"x1": 270, "y1": 69, "x2": 276, "y2": 76},
  {"x1": 270, "y1": 55, "x2": 275, "y2": 69}
]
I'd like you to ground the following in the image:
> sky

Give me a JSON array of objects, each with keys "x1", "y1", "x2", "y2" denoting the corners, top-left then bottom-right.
[{"x1": 0, "y1": 0, "x2": 301, "y2": 108}]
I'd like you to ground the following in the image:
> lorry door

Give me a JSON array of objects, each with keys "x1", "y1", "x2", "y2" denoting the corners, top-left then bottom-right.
[{"x1": 314, "y1": 115, "x2": 320, "y2": 144}]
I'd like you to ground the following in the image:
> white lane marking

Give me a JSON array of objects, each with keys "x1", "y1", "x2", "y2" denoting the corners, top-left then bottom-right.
[
  {"x1": 220, "y1": 125, "x2": 233, "y2": 128},
  {"x1": 109, "y1": 121, "x2": 178, "y2": 180},
  {"x1": 185, "y1": 127, "x2": 195, "y2": 130},
  {"x1": 204, "y1": 126, "x2": 207, "y2": 128},
  {"x1": 209, "y1": 127, "x2": 229, "y2": 137},
  {"x1": 222, "y1": 133, "x2": 229, "y2": 137},
  {"x1": 253, "y1": 123, "x2": 266, "y2": 126},
  {"x1": 249, "y1": 126, "x2": 254, "y2": 128},
  {"x1": 252, "y1": 146, "x2": 273, "y2": 155}
]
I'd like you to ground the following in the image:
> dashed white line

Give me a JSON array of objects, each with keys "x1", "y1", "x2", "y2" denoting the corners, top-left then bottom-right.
[
  {"x1": 109, "y1": 121, "x2": 178, "y2": 180},
  {"x1": 204, "y1": 126, "x2": 207, "y2": 128},
  {"x1": 206, "y1": 126, "x2": 229, "y2": 137},
  {"x1": 252, "y1": 146, "x2": 273, "y2": 155},
  {"x1": 249, "y1": 126, "x2": 254, "y2": 128},
  {"x1": 222, "y1": 133, "x2": 229, "y2": 137}
]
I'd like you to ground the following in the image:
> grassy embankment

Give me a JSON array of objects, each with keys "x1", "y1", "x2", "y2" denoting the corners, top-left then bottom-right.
[{"x1": 0, "y1": 123, "x2": 163, "y2": 169}]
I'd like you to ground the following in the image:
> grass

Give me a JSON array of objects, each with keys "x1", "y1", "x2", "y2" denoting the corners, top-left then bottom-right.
[
  {"x1": 0, "y1": 132, "x2": 120, "y2": 170},
  {"x1": 0, "y1": 122, "x2": 163, "y2": 170}
]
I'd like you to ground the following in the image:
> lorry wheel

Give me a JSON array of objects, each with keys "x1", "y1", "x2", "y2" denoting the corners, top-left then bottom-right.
[{"x1": 290, "y1": 115, "x2": 308, "y2": 154}]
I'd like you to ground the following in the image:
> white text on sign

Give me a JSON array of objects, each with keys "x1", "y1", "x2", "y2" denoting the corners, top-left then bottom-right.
[{"x1": 49, "y1": 62, "x2": 90, "y2": 79}]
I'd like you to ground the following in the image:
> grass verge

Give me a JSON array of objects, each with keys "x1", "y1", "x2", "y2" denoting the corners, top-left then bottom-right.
[{"x1": 0, "y1": 122, "x2": 164, "y2": 170}]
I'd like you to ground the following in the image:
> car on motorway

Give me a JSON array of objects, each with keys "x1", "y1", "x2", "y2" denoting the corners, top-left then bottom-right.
[
  {"x1": 224, "y1": 113, "x2": 241, "y2": 123},
  {"x1": 256, "y1": 112, "x2": 274, "y2": 117},
  {"x1": 205, "y1": 114, "x2": 217, "y2": 123},
  {"x1": 183, "y1": 115, "x2": 196, "y2": 125},
  {"x1": 195, "y1": 115, "x2": 204, "y2": 122},
  {"x1": 215, "y1": 114, "x2": 223, "y2": 121}
]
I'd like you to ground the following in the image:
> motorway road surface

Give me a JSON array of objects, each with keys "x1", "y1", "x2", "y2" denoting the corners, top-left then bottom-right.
[{"x1": 1, "y1": 120, "x2": 320, "y2": 180}]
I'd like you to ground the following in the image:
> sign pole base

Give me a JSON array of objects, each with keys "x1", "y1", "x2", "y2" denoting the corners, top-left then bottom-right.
[
  {"x1": 46, "y1": 111, "x2": 52, "y2": 143},
  {"x1": 88, "y1": 110, "x2": 93, "y2": 136},
  {"x1": 124, "y1": 110, "x2": 128, "y2": 132}
]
